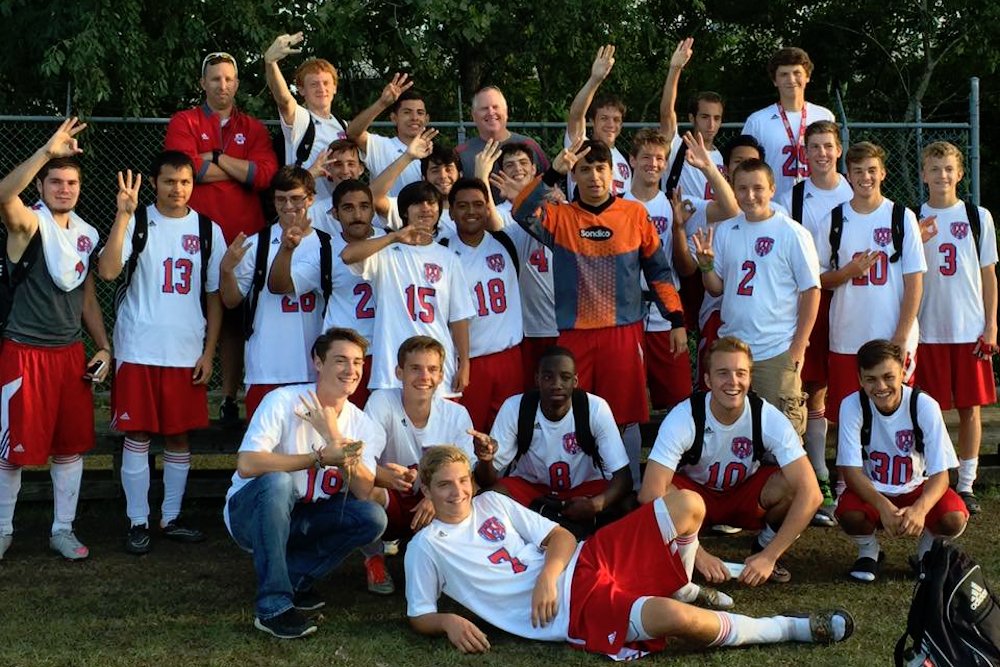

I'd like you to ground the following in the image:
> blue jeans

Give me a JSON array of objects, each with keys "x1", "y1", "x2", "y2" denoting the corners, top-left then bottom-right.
[{"x1": 226, "y1": 472, "x2": 387, "y2": 619}]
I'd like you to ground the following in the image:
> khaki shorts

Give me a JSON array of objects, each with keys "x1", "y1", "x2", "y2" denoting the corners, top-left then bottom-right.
[{"x1": 752, "y1": 349, "x2": 807, "y2": 436}]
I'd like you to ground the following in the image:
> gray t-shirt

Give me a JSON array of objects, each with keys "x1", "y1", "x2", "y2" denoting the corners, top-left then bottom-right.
[
  {"x1": 5, "y1": 233, "x2": 87, "y2": 347},
  {"x1": 456, "y1": 132, "x2": 550, "y2": 185}
]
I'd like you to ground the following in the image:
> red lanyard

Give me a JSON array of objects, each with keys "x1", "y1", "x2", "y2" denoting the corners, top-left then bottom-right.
[{"x1": 777, "y1": 103, "x2": 808, "y2": 176}]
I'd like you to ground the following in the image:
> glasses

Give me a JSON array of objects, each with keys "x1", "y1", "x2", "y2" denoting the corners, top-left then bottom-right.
[
  {"x1": 274, "y1": 195, "x2": 308, "y2": 208},
  {"x1": 201, "y1": 52, "x2": 238, "y2": 77}
]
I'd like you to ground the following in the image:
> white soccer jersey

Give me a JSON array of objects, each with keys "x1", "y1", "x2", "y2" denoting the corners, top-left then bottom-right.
[
  {"x1": 362, "y1": 134, "x2": 422, "y2": 197},
  {"x1": 564, "y1": 131, "x2": 631, "y2": 199},
  {"x1": 649, "y1": 392, "x2": 805, "y2": 491},
  {"x1": 662, "y1": 133, "x2": 726, "y2": 201},
  {"x1": 712, "y1": 210, "x2": 821, "y2": 360},
  {"x1": 291, "y1": 229, "x2": 384, "y2": 351},
  {"x1": 741, "y1": 102, "x2": 836, "y2": 197},
  {"x1": 917, "y1": 202, "x2": 998, "y2": 343},
  {"x1": 385, "y1": 197, "x2": 457, "y2": 238},
  {"x1": 775, "y1": 176, "x2": 854, "y2": 238},
  {"x1": 836, "y1": 386, "x2": 957, "y2": 496},
  {"x1": 684, "y1": 205, "x2": 722, "y2": 331},
  {"x1": 405, "y1": 491, "x2": 579, "y2": 642},
  {"x1": 107, "y1": 204, "x2": 225, "y2": 367},
  {"x1": 233, "y1": 225, "x2": 324, "y2": 385},
  {"x1": 223, "y1": 384, "x2": 385, "y2": 532},
  {"x1": 364, "y1": 388, "x2": 474, "y2": 492},
  {"x1": 281, "y1": 106, "x2": 348, "y2": 201},
  {"x1": 489, "y1": 393, "x2": 629, "y2": 490},
  {"x1": 815, "y1": 199, "x2": 927, "y2": 355},
  {"x1": 497, "y1": 202, "x2": 557, "y2": 338},
  {"x1": 349, "y1": 241, "x2": 476, "y2": 396},
  {"x1": 441, "y1": 232, "x2": 524, "y2": 358}
]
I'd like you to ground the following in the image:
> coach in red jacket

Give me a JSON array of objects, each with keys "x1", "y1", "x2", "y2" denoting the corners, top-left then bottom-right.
[{"x1": 165, "y1": 51, "x2": 279, "y2": 426}]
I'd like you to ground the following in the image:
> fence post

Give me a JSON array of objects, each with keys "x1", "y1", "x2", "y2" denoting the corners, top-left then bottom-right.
[
  {"x1": 970, "y1": 77, "x2": 981, "y2": 206},
  {"x1": 64, "y1": 82, "x2": 72, "y2": 117},
  {"x1": 915, "y1": 102, "x2": 923, "y2": 203},
  {"x1": 834, "y1": 86, "x2": 849, "y2": 173},
  {"x1": 457, "y1": 84, "x2": 466, "y2": 144}
]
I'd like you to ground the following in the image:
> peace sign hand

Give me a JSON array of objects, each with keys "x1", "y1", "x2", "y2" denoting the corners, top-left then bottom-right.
[
  {"x1": 115, "y1": 169, "x2": 141, "y2": 216},
  {"x1": 669, "y1": 37, "x2": 694, "y2": 70},
  {"x1": 691, "y1": 227, "x2": 715, "y2": 268},
  {"x1": 45, "y1": 117, "x2": 86, "y2": 159},
  {"x1": 474, "y1": 139, "x2": 503, "y2": 181},
  {"x1": 553, "y1": 135, "x2": 591, "y2": 176},
  {"x1": 264, "y1": 32, "x2": 304, "y2": 64},
  {"x1": 589, "y1": 45, "x2": 616, "y2": 82},
  {"x1": 379, "y1": 72, "x2": 414, "y2": 107},
  {"x1": 221, "y1": 232, "x2": 251, "y2": 273},
  {"x1": 682, "y1": 131, "x2": 713, "y2": 171},
  {"x1": 405, "y1": 127, "x2": 439, "y2": 160}
]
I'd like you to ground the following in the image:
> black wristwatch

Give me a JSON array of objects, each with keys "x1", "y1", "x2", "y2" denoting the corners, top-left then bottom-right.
[{"x1": 212, "y1": 149, "x2": 222, "y2": 165}]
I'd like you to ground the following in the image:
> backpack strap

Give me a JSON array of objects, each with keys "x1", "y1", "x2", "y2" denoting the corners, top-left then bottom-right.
[
  {"x1": 664, "y1": 142, "x2": 689, "y2": 198},
  {"x1": 197, "y1": 213, "x2": 213, "y2": 318},
  {"x1": 889, "y1": 202, "x2": 905, "y2": 264},
  {"x1": 115, "y1": 206, "x2": 150, "y2": 311},
  {"x1": 859, "y1": 391, "x2": 872, "y2": 460},
  {"x1": 242, "y1": 226, "x2": 274, "y2": 338},
  {"x1": 513, "y1": 389, "x2": 541, "y2": 473},
  {"x1": 748, "y1": 390, "x2": 766, "y2": 462},
  {"x1": 488, "y1": 229, "x2": 520, "y2": 277},
  {"x1": 571, "y1": 389, "x2": 603, "y2": 476},
  {"x1": 965, "y1": 200, "x2": 982, "y2": 259},
  {"x1": 910, "y1": 387, "x2": 925, "y2": 454},
  {"x1": 294, "y1": 116, "x2": 317, "y2": 168},
  {"x1": 790, "y1": 180, "x2": 806, "y2": 224},
  {"x1": 829, "y1": 204, "x2": 844, "y2": 270},
  {"x1": 315, "y1": 229, "x2": 334, "y2": 317},
  {"x1": 438, "y1": 237, "x2": 450, "y2": 248},
  {"x1": 679, "y1": 390, "x2": 708, "y2": 468}
]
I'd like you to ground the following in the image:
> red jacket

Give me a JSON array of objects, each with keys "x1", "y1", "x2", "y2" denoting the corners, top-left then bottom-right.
[{"x1": 164, "y1": 103, "x2": 278, "y2": 242}]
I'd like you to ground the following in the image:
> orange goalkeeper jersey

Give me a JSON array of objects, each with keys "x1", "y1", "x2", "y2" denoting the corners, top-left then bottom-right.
[{"x1": 512, "y1": 173, "x2": 684, "y2": 331}]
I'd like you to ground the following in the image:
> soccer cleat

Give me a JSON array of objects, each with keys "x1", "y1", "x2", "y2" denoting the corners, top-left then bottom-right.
[
  {"x1": 366, "y1": 555, "x2": 395, "y2": 595},
  {"x1": 219, "y1": 397, "x2": 242, "y2": 429},
  {"x1": 750, "y1": 538, "x2": 792, "y2": 583},
  {"x1": 695, "y1": 586, "x2": 735, "y2": 610},
  {"x1": 710, "y1": 524, "x2": 742, "y2": 535},
  {"x1": 849, "y1": 551, "x2": 885, "y2": 583},
  {"x1": 784, "y1": 608, "x2": 856, "y2": 644},
  {"x1": 49, "y1": 530, "x2": 89, "y2": 561},
  {"x1": 383, "y1": 539, "x2": 400, "y2": 557},
  {"x1": 293, "y1": 589, "x2": 326, "y2": 612},
  {"x1": 0, "y1": 533, "x2": 11, "y2": 560},
  {"x1": 959, "y1": 491, "x2": 981, "y2": 515},
  {"x1": 161, "y1": 518, "x2": 205, "y2": 544},
  {"x1": 125, "y1": 524, "x2": 151, "y2": 555},
  {"x1": 253, "y1": 608, "x2": 318, "y2": 639}
]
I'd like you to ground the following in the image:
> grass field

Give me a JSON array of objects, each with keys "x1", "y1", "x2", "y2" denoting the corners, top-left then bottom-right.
[{"x1": 2, "y1": 491, "x2": 998, "y2": 667}]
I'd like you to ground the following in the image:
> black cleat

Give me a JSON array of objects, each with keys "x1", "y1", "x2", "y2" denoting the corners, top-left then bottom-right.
[
  {"x1": 254, "y1": 608, "x2": 318, "y2": 639},
  {"x1": 293, "y1": 589, "x2": 326, "y2": 612},
  {"x1": 959, "y1": 491, "x2": 981, "y2": 515},
  {"x1": 161, "y1": 518, "x2": 205, "y2": 544},
  {"x1": 125, "y1": 524, "x2": 151, "y2": 555}
]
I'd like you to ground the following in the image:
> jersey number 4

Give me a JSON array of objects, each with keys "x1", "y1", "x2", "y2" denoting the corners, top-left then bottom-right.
[
  {"x1": 488, "y1": 547, "x2": 528, "y2": 573},
  {"x1": 405, "y1": 285, "x2": 436, "y2": 323}
]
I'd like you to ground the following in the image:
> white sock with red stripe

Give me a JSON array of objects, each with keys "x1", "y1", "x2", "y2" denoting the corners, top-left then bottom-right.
[
  {"x1": 122, "y1": 438, "x2": 151, "y2": 527},
  {"x1": 805, "y1": 410, "x2": 829, "y2": 479},
  {"x1": 709, "y1": 612, "x2": 814, "y2": 645},
  {"x1": 672, "y1": 533, "x2": 700, "y2": 602},
  {"x1": 0, "y1": 460, "x2": 21, "y2": 535},
  {"x1": 50, "y1": 455, "x2": 83, "y2": 534},
  {"x1": 161, "y1": 450, "x2": 190, "y2": 527}
]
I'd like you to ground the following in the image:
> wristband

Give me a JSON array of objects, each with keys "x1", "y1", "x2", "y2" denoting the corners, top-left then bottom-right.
[
  {"x1": 698, "y1": 262, "x2": 714, "y2": 273},
  {"x1": 212, "y1": 150, "x2": 222, "y2": 165}
]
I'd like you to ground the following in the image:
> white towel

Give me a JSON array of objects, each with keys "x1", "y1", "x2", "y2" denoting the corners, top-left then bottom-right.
[{"x1": 31, "y1": 200, "x2": 99, "y2": 292}]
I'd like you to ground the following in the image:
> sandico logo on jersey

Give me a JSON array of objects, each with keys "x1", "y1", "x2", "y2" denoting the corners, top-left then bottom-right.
[
  {"x1": 896, "y1": 429, "x2": 915, "y2": 453},
  {"x1": 650, "y1": 216, "x2": 669, "y2": 234},
  {"x1": 486, "y1": 253, "x2": 505, "y2": 273},
  {"x1": 579, "y1": 225, "x2": 613, "y2": 240},
  {"x1": 754, "y1": 237, "x2": 774, "y2": 257},
  {"x1": 951, "y1": 221, "x2": 969, "y2": 239},
  {"x1": 563, "y1": 432, "x2": 581, "y2": 455},
  {"x1": 423, "y1": 263, "x2": 442, "y2": 284},
  {"x1": 477, "y1": 517, "x2": 506, "y2": 542},
  {"x1": 182, "y1": 235, "x2": 201, "y2": 254},
  {"x1": 731, "y1": 437, "x2": 753, "y2": 459},
  {"x1": 77, "y1": 235, "x2": 93, "y2": 253},
  {"x1": 873, "y1": 227, "x2": 892, "y2": 247}
]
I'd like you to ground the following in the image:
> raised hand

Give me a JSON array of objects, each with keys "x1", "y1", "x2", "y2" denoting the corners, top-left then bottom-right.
[
  {"x1": 691, "y1": 227, "x2": 715, "y2": 268},
  {"x1": 384, "y1": 462, "x2": 417, "y2": 493},
  {"x1": 467, "y1": 429, "x2": 498, "y2": 462},
  {"x1": 221, "y1": 232, "x2": 251, "y2": 273},
  {"x1": 669, "y1": 37, "x2": 694, "y2": 70},
  {"x1": 919, "y1": 214, "x2": 938, "y2": 242},
  {"x1": 379, "y1": 72, "x2": 414, "y2": 107},
  {"x1": 670, "y1": 184, "x2": 694, "y2": 229},
  {"x1": 682, "y1": 131, "x2": 713, "y2": 171},
  {"x1": 394, "y1": 225, "x2": 434, "y2": 246},
  {"x1": 553, "y1": 135, "x2": 591, "y2": 175},
  {"x1": 489, "y1": 171, "x2": 523, "y2": 203},
  {"x1": 306, "y1": 148, "x2": 334, "y2": 181},
  {"x1": 264, "y1": 32, "x2": 304, "y2": 64},
  {"x1": 45, "y1": 117, "x2": 87, "y2": 159},
  {"x1": 589, "y1": 44, "x2": 616, "y2": 82},
  {"x1": 405, "y1": 127, "x2": 439, "y2": 160},
  {"x1": 116, "y1": 169, "x2": 141, "y2": 217},
  {"x1": 474, "y1": 139, "x2": 502, "y2": 181},
  {"x1": 281, "y1": 224, "x2": 304, "y2": 250}
]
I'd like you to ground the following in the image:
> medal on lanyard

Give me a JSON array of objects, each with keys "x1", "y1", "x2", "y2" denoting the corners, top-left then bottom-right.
[{"x1": 777, "y1": 103, "x2": 808, "y2": 179}]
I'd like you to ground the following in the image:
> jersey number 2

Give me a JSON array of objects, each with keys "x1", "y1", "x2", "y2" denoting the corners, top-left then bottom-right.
[{"x1": 737, "y1": 260, "x2": 756, "y2": 296}]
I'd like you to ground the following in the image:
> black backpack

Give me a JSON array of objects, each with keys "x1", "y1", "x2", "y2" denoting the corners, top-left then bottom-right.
[
  {"x1": 829, "y1": 201, "x2": 906, "y2": 270},
  {"x1": 241, "y1": 225, "x2": 334, "y2": 338},
  {"x1": 914, "y1": 201, "x2": 982, "y2": 257},
  {"x1": 678, "y1": 390, "x2": 765, "y2": 467},
  {"x1": 895, "y1": 539, "x2": 1000, "y2": 667},
  {"x1": 272, "y1": 112, "x2": 349, "y2": 167},
  {"x1": 664, "y1": 141, "x2": 689, "y2": 198},
  {"x1": 790, "y1": 180, "x2": 806, "y2": 224},
  {"x1": 114, "y1": 206, "x2": 213, "y2": 317},
  {"x1": 858, "y1": 388, "x2": 924, "y2": 458},
  {"x1": 511, "y1": 388, "x2": 604, "y2": 477},
  {"x1": 0, "y1": 228, "x2": 42, "y2": 332},
  {"x1": 438, "y1": 230, "x2": 520, "y2": 277}
]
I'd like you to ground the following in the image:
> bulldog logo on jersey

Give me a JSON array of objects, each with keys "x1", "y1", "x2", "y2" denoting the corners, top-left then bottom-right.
[
  {"x1": 423, "y1": 263, "x2": 442, "y2": 284},
  {"x1": 563, "y1": 432, "x2": 581, "y2": 455},
  {"x1": 754, "y1": 237, "x2": 774, "y2": 257},
  {"x1": 951, "y1": 222, "x2": 969, "y2": 239},
  {"x1": 182, "y1": 235, "x2": 201, "y2": 255},
  {"x1": 731, "y1": 437, "x2": 754, "y2": 459},
  {"x1": 873, "y1": 227, "x2": 892, "y2": 247},
  {"x1": 896, "y1": 430, "x2": 915, "y2": 453},
  {"x1": 477, "y1": 517, "x2": 506, "y2": 542},
  {"x1": 650, "y1": 216, "x2": 669, "y2": 234},
  {"x1": 76, "y1": 235, "x2": 92, "y2": 253},
  {"x1": 486, "y1": 253, "x2": 505, "y2": 273},
  {"x1": 618, "y1": 163, "x2": 630, "y2": 180}
]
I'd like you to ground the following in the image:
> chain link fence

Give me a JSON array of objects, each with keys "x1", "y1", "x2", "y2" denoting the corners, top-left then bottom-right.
[{"x1": 0, "y1": 116, "x2": 976, "y2": 391}]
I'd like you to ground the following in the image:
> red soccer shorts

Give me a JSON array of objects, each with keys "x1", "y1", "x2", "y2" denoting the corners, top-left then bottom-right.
[
  {"x1": 520, "y1": 336, "x2": 558, "y2": 391},
  {"x1": 558, "y1": 322, "x2": 647, "y2": 424},
  {"x1": 460, "y1": 344, "x2": 523, "y2": 432},
  {"x1": 827, "y1": 352, "x2": 916, "y2": 424},
  {"x1": 643, "y1": 329, "x2": 693, "y2": 411},
  {"x1": 916, "y1": 343, "x2": 997, "y2": 410},
  {"x1": 835, "y1": 484, "x2": 968, "y2": 528},
  {"x1": 348, "y1": 355, "x2": 373, "y2": 409},
  {"x1": 494, "y1": 476, "x2": 609, "y2": 507},
  {"x1": 111, "y1": 362, "x2": 209, "y2": 435},
  {"x1": 245, "y1": 383, "x2": 289, "y2": 422},
  {"x1": 383, "y1": 488, "x2": 425, "y2": 542},
  {"x1": 801, "y1": 290, "x2": 832, "y2": 384},
  {"x1": 568, "y1": 500, "x2": 686, "y2": 656},
  {"x1": 670, "y1": 465, "x2": 780, "y2": 529},
  {"x1": 0, "y1": 340, "x2": 95, "y2": 466},
  {"x1": 696, "y1": 310, "x2": 722, "y2": 391}
]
